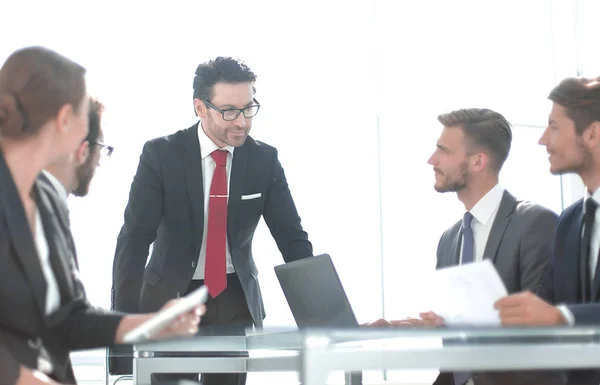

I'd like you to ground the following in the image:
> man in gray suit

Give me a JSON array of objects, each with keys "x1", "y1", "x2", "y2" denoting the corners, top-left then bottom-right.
[{"x1": 367, "y1": 109, "x2": 561, "y2": 385}]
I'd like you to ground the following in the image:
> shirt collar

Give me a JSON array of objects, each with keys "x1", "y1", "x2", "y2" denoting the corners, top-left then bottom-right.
[
  {"x1": 468, "y1": 183, "x2": 505, "y2": 226},
  {"x1": 42, "y1": 170, "x2": 68, "y2": 203},
  {"x1": 197, "y1": 122, "x2": 234, "y2": 160},
  {"x1": 583, "y1": 187, "x2": 600, "y2": 213}
]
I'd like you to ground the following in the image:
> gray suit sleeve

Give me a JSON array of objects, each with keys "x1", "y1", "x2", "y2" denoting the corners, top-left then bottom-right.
[
  {"x1": 435, "y1": 231, "x2": 447, "y2": 270},
  {"x1": 519, "y1": 209, "x2": 558, "y2": 295}
]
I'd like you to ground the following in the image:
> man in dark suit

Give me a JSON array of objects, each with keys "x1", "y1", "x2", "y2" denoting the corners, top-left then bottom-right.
[
  {"x1": 111, "y1": 56, "x2": 313, "y2": 385},
  {"x1": 37, "y1": 98, "x2": 115, "y2": 383},
  {"x1": 495, "y1": 77, "x2": 600, "y2": 384},
  {"x1": 366, "y1": 109, "x2": 561, "y2": 385}
]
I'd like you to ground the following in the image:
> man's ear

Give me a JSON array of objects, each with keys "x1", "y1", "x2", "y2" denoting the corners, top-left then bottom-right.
[
  {"x1": 586, "y1": 121, "x2": 600, "y2": 148},
  {"x1": 75, "y1": 141, "x2": 90, "y2": 166},
  {"x1": 472, "y1": 152, "x2": 488, "y2": 172},
  {"x1": 194, "y1": 98, "x2": 207, "y2": 119}
]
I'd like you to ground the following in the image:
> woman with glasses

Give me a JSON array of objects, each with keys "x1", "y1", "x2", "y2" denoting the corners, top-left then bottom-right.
[{"x1": 0, "y1": 46, "x2": 203, "y2": 385}]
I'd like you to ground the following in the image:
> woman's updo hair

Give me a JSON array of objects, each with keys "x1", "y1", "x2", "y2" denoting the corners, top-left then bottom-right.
[
  {"x1": 0, "y1": 93, "x2": 25, "y2": 138},
  {"x1": 0, "y1": 46, "x2": 86, "y2": 138}
]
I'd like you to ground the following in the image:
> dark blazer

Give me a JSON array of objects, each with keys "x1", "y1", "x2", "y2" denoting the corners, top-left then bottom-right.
[
  {"x1": 0, "y1": 153, "x2": 123, "y2": 385},
  {"x1": 112, "y1": 123, "x2": 313, "y2": 324},
  {"x1": 540, "y1": 199, "x2": 600, "y2": 384},
  {"x1": 37, "y1": 171, "x2": 79, "y2": 270},
  {"x1": 434, "y1": 190, "x2": 564, "y2": 385}
]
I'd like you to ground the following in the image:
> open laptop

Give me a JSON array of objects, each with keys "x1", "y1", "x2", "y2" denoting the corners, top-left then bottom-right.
[{"x1": 274, "y1": 254, "x2": 358, "y2": 328}]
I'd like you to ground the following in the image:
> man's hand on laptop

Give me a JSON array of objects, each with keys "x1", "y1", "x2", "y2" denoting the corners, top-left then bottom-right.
[
  {"x1": 419, "y1": 311, "x2": 445, "y2": 327},
  {"x1": 361, "y1": 313, "x2": 444, "y2": 328},
  {"x1": 360, "y1": 318, "x2": 392, "y2": 327}
]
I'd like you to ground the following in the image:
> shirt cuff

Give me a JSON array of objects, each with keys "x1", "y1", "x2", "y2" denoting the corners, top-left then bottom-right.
[{"x1": 556, "y1": 304, "x2": 575, "y2": 326}]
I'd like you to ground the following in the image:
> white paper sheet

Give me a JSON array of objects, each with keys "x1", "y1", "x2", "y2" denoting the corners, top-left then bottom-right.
[{"x1": 425, "y1": 260, "x2": 508, "y2": 326}]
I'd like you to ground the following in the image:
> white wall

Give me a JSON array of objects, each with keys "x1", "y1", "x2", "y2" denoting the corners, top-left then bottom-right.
[{"x1": 0, "y1": 0, "x2": 595, "y2": 383}]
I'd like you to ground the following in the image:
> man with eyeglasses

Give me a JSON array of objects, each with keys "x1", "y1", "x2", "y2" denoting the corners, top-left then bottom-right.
[
  {"x1": 41, "y1": 97, "x2": 113, "y2": 203},
  {"x1": 37, "y1": 97, "x2": 114, "y2": 385},
  {"x1": 111, "y1": 56, "x2": 313, "y2": 385}
]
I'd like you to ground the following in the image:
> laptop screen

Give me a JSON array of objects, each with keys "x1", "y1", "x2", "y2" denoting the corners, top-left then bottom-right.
[{"x1": 274, "y1": 254, "x2": 358, "y2": 328}]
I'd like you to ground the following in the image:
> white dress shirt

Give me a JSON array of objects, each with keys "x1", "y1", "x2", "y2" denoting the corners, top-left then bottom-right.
[
  {"x1": 459, "y1": 184, "x2": 505, "y2": 264},
  {"x1": 557, "y1": 187, "x2": 600, "y2": 325},
  {"x1": 457, "y1": 184, "x2": 504, "y2": 385},
  {"x1": 192, "y1": 124, "x2": 236, "y2": 279}
]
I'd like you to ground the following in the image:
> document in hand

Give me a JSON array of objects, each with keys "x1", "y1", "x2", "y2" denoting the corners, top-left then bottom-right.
[
  {"x1": 427, "y1": 260, "x2": 508, "y2": 326},
  {"x1": 122, "y1": 285, "x2": 208, "y2": 344}
]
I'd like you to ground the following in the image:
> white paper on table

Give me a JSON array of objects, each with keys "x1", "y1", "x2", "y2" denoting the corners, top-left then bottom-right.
[{"x1": 423, "y1": 260, "x2": 508, "y2": 326}]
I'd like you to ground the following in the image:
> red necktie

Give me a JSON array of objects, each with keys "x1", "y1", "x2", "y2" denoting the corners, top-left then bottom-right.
[{"x1": 205, "y1": 150, "x2": 228, "y2": 297}]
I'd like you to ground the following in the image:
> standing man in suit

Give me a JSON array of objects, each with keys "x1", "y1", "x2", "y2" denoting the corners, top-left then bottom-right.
[
  {"x1": 495, "y1": 77, "x2": 600, "y2": 384},
  {"x1": 112, "y1": 56, "x2": 313, "y2": 385},
  {"x1": 366, "y1": 108, "x2": 560, "y2": 385}
]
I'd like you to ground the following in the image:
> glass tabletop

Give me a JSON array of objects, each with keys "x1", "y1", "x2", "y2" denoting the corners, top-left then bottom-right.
[{"x1": 131, "y1": 326, "x2": 600, "y2": 353}]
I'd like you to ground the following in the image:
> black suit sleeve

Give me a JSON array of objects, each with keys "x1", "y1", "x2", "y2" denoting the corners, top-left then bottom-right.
[
  {"x1": 51, "y1": 242, "x2": 124, "y2": 350},
  {"x1": 519, "y1": 209, "x2": 558, "y2": 295},
  {"x1": 262, "y1": 149, "x2": 312, "y2": 262},
  {"x1": 0, "y1": 342, "x2": 20, "y2": 385},
  {"x1": 566, "y1": 304, "x2": 600, "y2": 324},
  {"x1": 49, "y1": 300, "x2": 124, "y2": 350},
  {"x1": 113, "y1": 141, "x2": 164, "y2": 313}
]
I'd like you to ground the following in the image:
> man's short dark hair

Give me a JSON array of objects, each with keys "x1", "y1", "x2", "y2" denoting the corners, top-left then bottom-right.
[
  {"x1": 192, "y1": 57, "x2": 257, "y2": 101},
  {"x1": 548, "y1": 77, "x2": 600, "y2": 135},
  {"x1": 437, "y1": 108, "x2": 512, "y2": 172},
  {"x1": 86, "y1": 97, "x2": 103, "y2": 145}
]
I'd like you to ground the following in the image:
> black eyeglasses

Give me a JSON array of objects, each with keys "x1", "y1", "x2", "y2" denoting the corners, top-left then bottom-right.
[
  {"x1": 202, "y1": 98, "x2": 261, "y2": 121},
  {"x1": 92, "y1": 141, "x2": 114, "y2": 158}
]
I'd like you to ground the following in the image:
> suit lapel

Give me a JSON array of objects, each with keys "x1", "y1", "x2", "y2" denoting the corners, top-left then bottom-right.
[
  {"x1": 574, "y1": 204, "x2": 590, "y2": 301},
  {"x1": 482, "y1": 190, "x2": 516, "y2": 263},
  {"x1": 578, "y1": 199, "x2": 600, "y2": 300},
  {"x1": 227, "y1": 143, "x2": 248, "y2": 239},
  {"x1": 448, "y1": 226, "x2": 462, "y2": 266},
  {"x1": 35, "y1": 183, "x2": 75, "y2": 300},
  {"x1": 0, "y1": 154, "x2": 48, "y2": 316},
  {"x1": 181, "y1": 124, "x2": 205, "y2": 255}
]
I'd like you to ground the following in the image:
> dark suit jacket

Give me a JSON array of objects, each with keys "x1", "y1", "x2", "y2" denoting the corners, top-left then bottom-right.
[
  {"x1": 112, "y1": 123, "x2": 313, "y2": 324},
  {"x1": 434, "y1": 190, "x2": 564, "y2": 385},
  {"x1": 37, "y1": 171, "x2": 79, "y2": 270},
  {"x1": 540, "y1": 199, "x2": 600, "y2": 384},
  {"x1": 0, "y1": 153, "x2": 123, "y2": 385}
]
